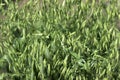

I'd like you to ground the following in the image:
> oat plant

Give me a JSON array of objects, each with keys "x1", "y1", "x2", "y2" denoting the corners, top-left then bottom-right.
[{"x1": 0, "y1": 0, "x2": 120, "y2": 80}]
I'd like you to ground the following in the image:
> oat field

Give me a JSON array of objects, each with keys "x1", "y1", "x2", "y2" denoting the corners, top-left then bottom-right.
[{"x1": 0, "y1": 0, "x2": 120, "y2": 80}]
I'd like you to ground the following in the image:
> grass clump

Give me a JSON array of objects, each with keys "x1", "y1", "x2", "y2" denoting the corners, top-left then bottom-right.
[{"x1": 0, "y1": 0, "x2": 120, "y2": 80}]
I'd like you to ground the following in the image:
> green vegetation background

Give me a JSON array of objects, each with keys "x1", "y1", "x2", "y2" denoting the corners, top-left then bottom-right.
[{"x1": 0, "y1": 0, "x2": 120, "y2": 80}]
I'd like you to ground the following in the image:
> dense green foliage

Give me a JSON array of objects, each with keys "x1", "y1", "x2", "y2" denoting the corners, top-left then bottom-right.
[{"x1": 0, "y1": 0, "x2": 120, "y2": 80}]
